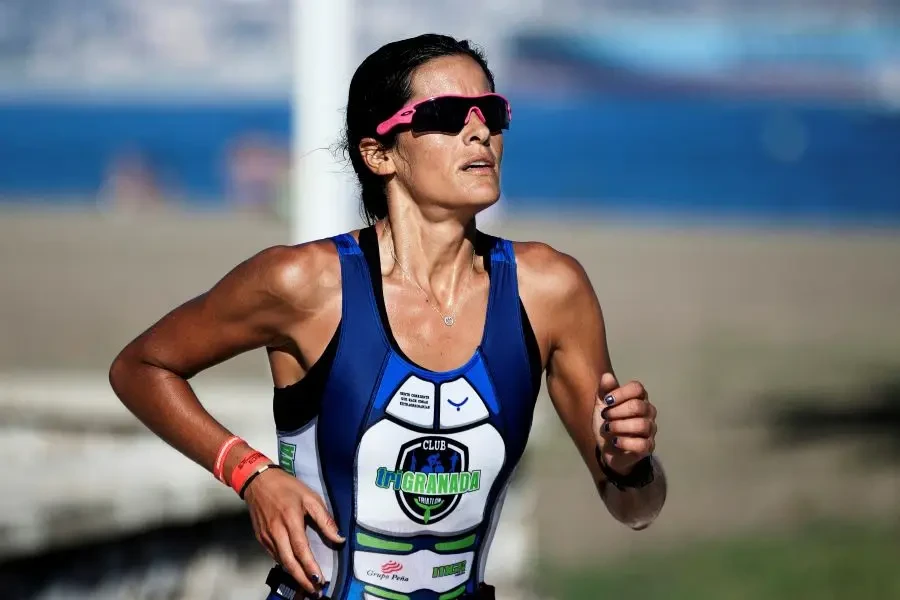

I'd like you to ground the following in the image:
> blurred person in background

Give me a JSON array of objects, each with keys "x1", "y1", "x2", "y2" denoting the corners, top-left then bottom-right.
[
  {"x1": 226, "y1": 132, "x2": 290, "y2": 217},
  {"x1": 109, "y1": 33, "x2": 666, "y2": 599},
  {"x1": 98, "y1": 147, "x2": 163, "y2": 214}
]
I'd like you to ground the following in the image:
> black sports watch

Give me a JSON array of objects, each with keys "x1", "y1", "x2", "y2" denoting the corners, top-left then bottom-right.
[{"x1": 595, "y1": 447, "x2": 656, "y2": 491}]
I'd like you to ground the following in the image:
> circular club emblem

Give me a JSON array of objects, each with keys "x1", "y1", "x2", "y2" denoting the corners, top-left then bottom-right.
[{"x1": 393, "y1": 437, "x2": 481, "y2": 525}]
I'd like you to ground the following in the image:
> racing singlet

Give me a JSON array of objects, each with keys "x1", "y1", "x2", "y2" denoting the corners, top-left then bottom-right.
[{"x1": 267, "y1": 226, "x2": 541, "y2": 600}]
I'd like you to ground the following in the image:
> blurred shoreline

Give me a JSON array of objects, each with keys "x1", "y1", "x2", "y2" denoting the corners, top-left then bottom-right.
[{"x1": 2, "y1": 96, "x2": 898, "y2": 223}]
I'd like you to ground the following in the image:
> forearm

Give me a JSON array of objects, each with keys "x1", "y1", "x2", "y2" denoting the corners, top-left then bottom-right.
[
  {"x1": 108, "y1": 357, "x2": 253, "y2": 479},
  {"x1": 597, "y1": 456, "x2": 667, "y2": 530}
]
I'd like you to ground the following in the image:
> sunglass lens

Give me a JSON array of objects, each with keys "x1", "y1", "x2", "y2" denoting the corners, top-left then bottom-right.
[{"x1": 412, "y1": 96, "x2": 509, "y2": 134}]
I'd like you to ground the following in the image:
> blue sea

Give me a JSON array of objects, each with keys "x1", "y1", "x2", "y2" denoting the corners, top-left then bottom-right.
[{"x1": 1, "y1": 95, "x2": 898, "y2": 225}]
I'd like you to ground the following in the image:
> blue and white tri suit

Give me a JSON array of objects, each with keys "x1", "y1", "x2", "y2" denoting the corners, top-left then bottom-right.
[{"x1": 266, "y1": 226, "x2": 541, "y2": 600}]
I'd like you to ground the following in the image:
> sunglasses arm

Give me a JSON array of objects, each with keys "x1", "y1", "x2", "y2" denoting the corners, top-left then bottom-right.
[{"x1": 376, "y1": 108, "x2": 417, "y2": 136}]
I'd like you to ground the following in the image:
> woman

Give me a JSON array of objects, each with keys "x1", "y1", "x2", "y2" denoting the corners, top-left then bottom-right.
[{"x1": 109, "y1": 34, "x2": 666, "y2": 600}]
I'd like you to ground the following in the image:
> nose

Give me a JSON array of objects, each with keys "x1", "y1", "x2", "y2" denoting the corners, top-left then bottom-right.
[
  {"x1": 462, "y1": 106, "x2": 490, "y2": 145},
  {"x1": 466, "y1": 106, "x2": 486, "y2": 124}
]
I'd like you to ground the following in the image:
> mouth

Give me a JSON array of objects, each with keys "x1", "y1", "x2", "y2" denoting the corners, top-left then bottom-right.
[{"x1": 461, "y1": 158, "x2": 496, "y2": 174}]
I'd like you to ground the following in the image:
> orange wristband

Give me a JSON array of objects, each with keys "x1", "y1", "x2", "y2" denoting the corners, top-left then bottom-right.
[
  {"x1": 229, "y1": 450, "x2": 274, "y2": 496},
  {"x1": 213, "y1": 435, "x2": 244, "y2": 483}
]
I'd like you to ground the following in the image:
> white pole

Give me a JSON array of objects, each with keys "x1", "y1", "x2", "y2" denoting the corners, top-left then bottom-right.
[{"x1": 290, "y1": 0, "x2": 358, "y2": 245}]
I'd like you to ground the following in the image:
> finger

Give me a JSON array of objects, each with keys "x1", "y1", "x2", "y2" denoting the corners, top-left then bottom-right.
[
  {"x1": 272, "y1": 527, "x2": 318, "y2": 596},
  {"x1": 601, "y1": 398, "x2": 652, "y2": 420},
  {"x1": 597, "y1": 379, "x2": 646, "y2": 408},
  {"x1": 286, "y1": 518, "x2": 327, "y2": 592},
  {"x1": 597, "y1": 372, "x2": 619, "y2": 397},
  {"x1": 600, "y1": 417, "x2": 655, "y2": 438},
  {"x1": 306, "y1": 499, "x2": 346, "y2": 545},
  {"x1": 592, "y1": 396, "x2": 606, "y2": 433},
  {"x1": 607, "y1": 435, "x2": 655, "y2": 455}
]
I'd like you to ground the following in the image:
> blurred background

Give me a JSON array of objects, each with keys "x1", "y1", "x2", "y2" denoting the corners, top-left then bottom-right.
[{"x1": 1, "y1": 1, "x2": 899, "y2": 598}]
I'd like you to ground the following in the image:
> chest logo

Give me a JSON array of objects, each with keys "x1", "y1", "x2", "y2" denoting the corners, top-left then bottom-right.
[
  {"x1": 374, "y1": 436, "x2": 481, "y2": 524},
  {"x1": 446, "y1": 396, "x2": 468, "y2": 411}
]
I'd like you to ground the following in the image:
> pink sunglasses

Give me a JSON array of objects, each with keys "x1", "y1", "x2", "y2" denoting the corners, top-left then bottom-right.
[{"x1": 376, "y1": 93, "x2": 512, "y2": 136}]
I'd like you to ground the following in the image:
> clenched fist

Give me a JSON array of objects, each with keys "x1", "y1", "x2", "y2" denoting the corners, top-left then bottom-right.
[{"x1": 593, "y1": 372, "x2": 657, "y2": 476}]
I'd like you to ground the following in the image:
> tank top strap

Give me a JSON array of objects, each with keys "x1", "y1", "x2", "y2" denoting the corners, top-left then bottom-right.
[
  {"x1": 332, "y1": 232, "x2": 362, "y2": 257},
  {"x1": 329, "y1": 232, "x2": 387, "y2": 352},
  {"x1": 481, "y1": 235, "x2": 520, "y2": 339},
  {"x1": 480, "y1": 236, "x2": 532, "y2": 420},
  {"x1": 489, "y1": 237, "x2": 516, "y2": 266}
]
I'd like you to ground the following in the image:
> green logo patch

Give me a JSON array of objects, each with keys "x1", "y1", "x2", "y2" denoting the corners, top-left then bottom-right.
[
  {"x1": 432, "y1": 559, "x2": 467, "y2": 578},
  {"x1": 278, "y1": 441, "x2": 296, "y2": 476}
]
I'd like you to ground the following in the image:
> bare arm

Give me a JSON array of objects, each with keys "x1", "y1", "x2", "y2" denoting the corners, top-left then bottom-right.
[
  {"x1": 109, "y1": 244, "x2": 305, "y2": 475},
  {"x1": 527, "y1": 244, "x2": 666, "y2": 529},
  {"x1": 108, "y1": 242, "x2": 343, "y2": 593}
]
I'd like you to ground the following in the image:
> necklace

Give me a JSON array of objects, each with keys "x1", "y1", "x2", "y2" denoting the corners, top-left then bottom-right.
[{"x1": 384, "y1": 224, "x2": 476, "y2": 327}]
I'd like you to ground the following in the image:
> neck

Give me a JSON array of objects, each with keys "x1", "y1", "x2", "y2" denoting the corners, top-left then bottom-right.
[{"x1": 380, "y1": 205, "x2": 478, "y2": 299}]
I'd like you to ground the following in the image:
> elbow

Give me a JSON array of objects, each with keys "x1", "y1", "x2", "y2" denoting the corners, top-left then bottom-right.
[
  {"x1": 108, "y1": 348, "x2": 134, "y2": 398},
  {"x1": 109, "y1": 343, "x2": 154, "y2": 399},
  {"x1": 108, "y1": 344, "x2": 184, "y2": 400}
]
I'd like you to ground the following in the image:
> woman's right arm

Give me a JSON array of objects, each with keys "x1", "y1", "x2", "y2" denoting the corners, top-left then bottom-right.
[{"x1": 109, "y1": 242, "x2": 342, "y2": 596}]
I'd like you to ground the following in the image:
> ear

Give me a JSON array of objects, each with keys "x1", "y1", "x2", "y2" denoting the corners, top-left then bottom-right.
[{"x1": 359, "y1": 138, "x2": 396, "y2": 176}]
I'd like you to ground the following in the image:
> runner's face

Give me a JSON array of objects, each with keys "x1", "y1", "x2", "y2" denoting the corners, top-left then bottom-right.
[{"x1": 388, "y1": 55, "x2": 504, "y2": 215}]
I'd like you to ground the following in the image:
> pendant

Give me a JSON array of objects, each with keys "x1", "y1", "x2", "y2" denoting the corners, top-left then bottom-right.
[{"x1": 443, "y1": 315, "x2": 455, "y2": 327}]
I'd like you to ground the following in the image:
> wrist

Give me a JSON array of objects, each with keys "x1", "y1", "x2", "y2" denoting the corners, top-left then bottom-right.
[
  {"x1": 221, "y1": 442, "x2": 256, "y2": 486},
  {"x1": 228, "y1": 450, "x2": 275, "y2": 496},
  {"x1": 606, "y1": 455, "x2": 641, "y2": 476},
  {"x1": 213, "y1": 435, "x2": 244, "y2": 483},
  {"x1": 212, "y1": 437, "x2": 279, "y2": 497},
  {"x1": 596, "y1": 447, "x2": 656, "y2": 491},
  {"x1": 238, "y1": 463, "x2": 282, "y2": 500}
]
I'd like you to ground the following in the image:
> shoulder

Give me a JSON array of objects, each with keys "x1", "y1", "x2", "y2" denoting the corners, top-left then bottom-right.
[
  {"x1": 508, "y1": 239, "x2": 604, "y2": 351},
  {"x1": 225, "y1": 237, "x2": 342, "y2": 311},
  {"x1": 510, "y1": 240, "x2": 595, "y2": 305},
  {"x1": 491, "y1": 238, "x2": 600, "y2": 348}
]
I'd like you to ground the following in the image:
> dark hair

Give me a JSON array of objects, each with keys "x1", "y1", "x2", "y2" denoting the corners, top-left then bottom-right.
[{"x1": 343, "y1": 34, "x2": 496, "y2": 224}]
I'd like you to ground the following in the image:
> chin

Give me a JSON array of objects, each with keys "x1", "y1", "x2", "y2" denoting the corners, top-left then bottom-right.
[
  {"x1": 466, "y1": 180, "x2": 501, "y2": 204},
  {"x1": 435, "y1": 183, "x2": 501, "y2": 217},
  {"x1": 461, "y1": 190, "x2": 500, "y2": 216}
]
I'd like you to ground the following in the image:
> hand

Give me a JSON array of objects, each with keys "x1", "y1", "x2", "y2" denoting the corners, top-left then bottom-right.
[
  {"x1": 243, "y1": 467, "x2": 346, "y2": 597},
  {"x1": 593, "y1": 373, "x2": 657, "y2": 476}
]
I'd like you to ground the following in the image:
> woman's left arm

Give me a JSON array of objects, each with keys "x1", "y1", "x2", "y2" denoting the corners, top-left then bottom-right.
[{"x1": 531, "y1": 246, "x2": 667, "y2": 530}]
